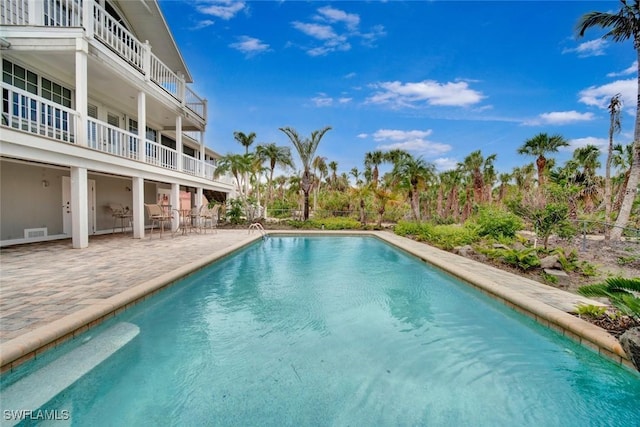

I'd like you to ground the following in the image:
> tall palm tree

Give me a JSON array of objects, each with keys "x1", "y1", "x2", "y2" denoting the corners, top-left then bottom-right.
[
  {"x1": 364, "y1": 150, "x2": 385, "y2": 188},
  {"x1": 461, "y1": 150, "x2": 495, "y2": 205},
  {"x1": 605, "y1": 94, "x2": 623, "y2": 239},
  {"x1": 328, "y1": 160, "x2": 338, "y2": 189},
  {"x1": 498, "y1": 172, "x2": 512, "y2": 203},
  {"x1": 612, "y1": 143, "x2": 634, "y2": 212},
  {"x1": 391, "y1": 154, "x2": 435, "y2": 221},
  {"x1": 279, "y1": 126, "x2": 332, "y2": 220},
  {"x1": 578, "y1": 0, "x2": 640, "y2": 240},
  {"x1": 214, "y1": 153, "x2": 253, "y2": 198},
  {"x1": 312, "y1": 156, "x2": 327, "y2": 211},
  {"x1": 570, "y1": 145, "x2": 603, "y2": 213},
  {"x1": 233, "y1": 131, "x2": 257, "y2": 154},
  {"x1": 256, "y1": 143, "x2": 295, "y2": 204},
  {"x1": 517, "y1": 133, "x2": 569, "y2": 191}
]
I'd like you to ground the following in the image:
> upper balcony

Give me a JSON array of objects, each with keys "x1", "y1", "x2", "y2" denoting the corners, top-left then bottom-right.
[{"x1": 0, "y1": 0, "x2": 206, "y2": 124}]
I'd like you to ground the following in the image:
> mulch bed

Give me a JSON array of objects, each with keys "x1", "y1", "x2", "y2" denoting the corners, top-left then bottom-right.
[{"x1": 577, "y1": 314, "x2": 640, "y2": 338}]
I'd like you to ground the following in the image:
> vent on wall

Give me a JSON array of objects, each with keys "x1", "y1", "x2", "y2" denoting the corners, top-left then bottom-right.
[{"x1": 24, "y1": 228, "x2": 48, "y2": 239}]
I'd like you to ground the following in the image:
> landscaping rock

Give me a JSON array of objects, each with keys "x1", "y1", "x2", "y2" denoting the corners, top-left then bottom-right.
[
  {"x1": 512, "y1": 242, "x2": 527, "y2": 251},
  {"x1": 543, "y1": 269, "x2": 570, "y2": 289},
  {"x1": 454, "y1": 245, "x2": 475, "y2": 257},
  {"x1": 540, "y1": 255, "x2": 561, "y2": 269},
  {"x1": 620, "y1": 327, "x2": 640, "y2": 372},
  {"x1": 492, "y1": 243, "x2": 510, "y2": 250}
]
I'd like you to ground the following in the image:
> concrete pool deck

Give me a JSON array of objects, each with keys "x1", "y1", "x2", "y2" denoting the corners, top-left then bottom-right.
[{"x1": 0, "y1": 230, "x2": 632, "y2": 373}]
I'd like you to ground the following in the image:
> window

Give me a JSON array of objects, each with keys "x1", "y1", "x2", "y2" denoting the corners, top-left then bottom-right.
[
  {"x1": 42, "y1": 78, "x2": 72, "y2": 108},
  {"x1": 2, "y1": 59, "x2": 38, "y2": 95},
  {"x1": 87, "y1": 104, "x2": 98, "y2": 119},
  {"x1": 128, "y1": 119, "x2": 157, "y2": 142}
]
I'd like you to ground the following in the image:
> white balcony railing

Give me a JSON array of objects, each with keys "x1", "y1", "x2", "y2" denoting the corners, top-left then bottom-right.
[
  {"x1": 87, "y1": 118, "x2": 140, "y2": 160},
  {"x1": 145, "y1": 140, "x2": 177, "y2": 171},
  {"x1": 93, "y1": 3, "x2": 143, "y2": 70},
  {"x1": 182, "y1": 154, "x2": 200, "y2": 176},
  {"x1": 1, "y1": 84, "x2": 77, "y2": 143},
  {"x1": 1, "y1": 0, "x2": 206, "y2": 121}
]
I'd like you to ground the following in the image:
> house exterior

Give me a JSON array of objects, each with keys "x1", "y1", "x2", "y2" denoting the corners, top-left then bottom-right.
[{"x1": 0, "y1": 0, "x2": 234, "y2": 248}]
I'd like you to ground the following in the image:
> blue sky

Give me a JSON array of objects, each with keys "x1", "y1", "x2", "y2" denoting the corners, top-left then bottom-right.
[{"x1": 159, "y1": 0, "x2": 636, "y2": 178}]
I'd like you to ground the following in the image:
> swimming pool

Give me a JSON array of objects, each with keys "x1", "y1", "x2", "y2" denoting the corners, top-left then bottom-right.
[{"x1": 2, "y1": 236, "x2": 639, "y2": 426}]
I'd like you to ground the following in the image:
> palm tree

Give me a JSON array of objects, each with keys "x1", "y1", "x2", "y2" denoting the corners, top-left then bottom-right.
[
  {"x1": 577, "y1": 0, "x2": 640, "y2": 240},
  {"x1": 312, "y1": 155, "x2": 327, "y2": 211},
  {"x1": 328, "y1": 160, "x2": 338, "y2": 189},
  {"x1": 498, "y1": 172, "x2": 512, "y2": 203},
  {"x1": 461, "y1": 150, "x2": 495, "y2": 205},
  {"x1": 364, "y1": 151, "x2": 385, "y2": 188},
  {"x1": 517, "y1": 133, "x2": 569, "y2": 191},
  {"x1": 391, "y1": 154, "x2": 435, "y2": 221},
  {"x1": 605, "y1": 94, "x2": 623, "y2": 240},
  {"x1": 214, "y1": 153, "x2": 253, "y2": 198},
  {"x1": 233, "y1": 131, "x2": 257, "y2": 154},
  {"x1": 279, "y1": 126, "x2": 332, "y2": 220},
  {"x1": 612, "y1": 143, "x2": 634, "y2": 212},
  {"x1": 570, "y1": 145, "x2": 602, "y2": 213},
  {"x1": 256, "y1": 143, "x2": 295, "y2": 204}
]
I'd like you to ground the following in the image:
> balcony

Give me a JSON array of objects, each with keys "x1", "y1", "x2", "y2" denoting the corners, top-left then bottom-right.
[
  {"x1": 2, "y1": 83, "x2": 224, "y2": 182},
  {"x1": 0, "y1": 0, "x2": 206, "y2": 121}
]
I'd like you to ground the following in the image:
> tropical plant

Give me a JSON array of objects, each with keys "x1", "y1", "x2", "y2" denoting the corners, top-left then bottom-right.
[
  {"x1": 365, "y1": 150, "x2": 385, "y2": 188},
  {"x1": 575, "y1": 304, "x2": 608, "y2": 318},
  {"x1": 486, "y1": 247, "x2": 541, "y2": 271},
  {"x1": 214, "y1": 153, "x2": 253, "y2": 198},
  {"x1": 578, "y1": 277, "x2": 640, "y2": 319},
  {"x1": 577, "y1": 0, "x2": 640, "y2": 241},
  {"x1": 605, "y1": 94, "x2": 623, "y2": 240},
  {"x1": 279, "y1": 126, "x2": 332, "y2": 220},
  {"x1": 475, "y1": 207, "x2": 523, "y2": 240},
  {"x1": 391, "y1": 153, "x2": 435, "y2": 221},
  {"x1": 256, "y1": 143, "x2": 295, "y2": 204},
  {"x1": 517, "y1": 133, "x2": 569, "y2": 192}
]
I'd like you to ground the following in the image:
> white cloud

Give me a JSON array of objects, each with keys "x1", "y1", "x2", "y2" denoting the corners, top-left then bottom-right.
[
  {"x1": 565, "y1": 136, "x2": 607, "y2": 151},
  {"x1": 524, "y1": 110, "x2": 595, "y2": 126},
  {"x1": 344, "y1": 72, "x2": 357, "y2": 79},
  {"x1": 578, "y1": 79, "x2": 636, "y2": 112},
  {"x1": 607, "y1": 61, "x2": 638, "y2": 77},
  {"x1": 373, "y1": 129, "x2": 451, "y2": 157},
  {"x1": 229, "y1": 36, "x2": 270, "y2": 57},
  {"x1": 311, "y1": 93, "x2": 333, "y2": 107},
  {"x1": 357, "y1": 133, "x2": 368, "y2": 139},
  {"x1": 338, "y1": 97, "x2": 352, "y2": 104},
  {"x1": 197, "y1": 1, "x2": 246, "y2": 20},
  {"x1": 433, "y1": 157, "x2": 459, "y2": 171},
  {"x1": 316, "y1": 6, "x2": 360, "y2": 30},
  {"x1": 563, "y1": 39, "x2": 607, "y2": 57},
  {"x1": 291, "y1": 6, "x2": 384, "y2": 56},
  {"x1": 193, "y1": 19, "x2": 215, "y2": 30},
  {"x1": 366, "y1": 80, "x2": 484, "y2": 108},
  {"x1": 292, "y1": 22, "x2": 338, "y2": 41}
]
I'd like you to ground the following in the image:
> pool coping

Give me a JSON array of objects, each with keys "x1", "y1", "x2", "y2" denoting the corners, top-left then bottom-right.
[{"x1": 0, "y1": 230, "x2": 633, "y2": 373}]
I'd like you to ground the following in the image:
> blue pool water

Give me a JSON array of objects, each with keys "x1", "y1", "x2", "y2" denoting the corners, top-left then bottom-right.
[{"x1": 2, "y1": 236, "x2": 640, "y2": 426}]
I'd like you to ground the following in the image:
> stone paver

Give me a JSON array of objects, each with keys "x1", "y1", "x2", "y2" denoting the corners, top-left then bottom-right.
[
  {"x1": 0, "y1": 229, "x2": 630, "y2": 371},
  {"x1": 0, "y1": 230, "x2": 260, "y2": 343}
]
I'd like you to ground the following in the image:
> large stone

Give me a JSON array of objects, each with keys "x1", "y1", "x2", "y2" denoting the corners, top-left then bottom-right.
[
  {"x1": 454, "y1": 245, "x2": 475, "y2": 257},
  {"x1": 540, "y1": 255, "x2": 561, "y2": 269},
  {"x1": 543, "y1": 268, "x2": 570, "y2": 289},
  {"x1": 620, "y1": 327, "x2": 640, "y2": 372}
]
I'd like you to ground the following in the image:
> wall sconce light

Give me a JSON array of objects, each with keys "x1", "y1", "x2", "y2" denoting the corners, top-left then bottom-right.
[
  {"x1": 125, "y1": 186, "x2": 132, "y2": 192},
  {"x1": 42, "y1": 180, "x2": 50, "y2": 188}
]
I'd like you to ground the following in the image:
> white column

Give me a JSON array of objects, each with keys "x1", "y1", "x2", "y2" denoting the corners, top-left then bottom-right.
[
  {"x1": 199, "y1": 131, "x2": 206, "y2": 178},
  {"x1": 171, "y1": 183, "x2": 180, "y2": 231},
  {"x1": 82, "y1": 0, "x2": 94, "y2": 38},
  {"x1": 70, "y1": 167, "x2": 88, "y2": 249},
  {"x1": 28, "y1": 0, "x2": 44, "y2": 25},
  {"x1": 143, "y1": 41, "x2": 151, "y2": 82},
  {"x1": 175, "y1": 115, "x2": 183, "y2": 172},
  {"x1": 137, "y1": 91, "x2": 146, "y2": 162},
  {"x1": 132, "y1": 176, "x2": 145, "y2": 239},
  {"x1": 75, "y1": 40, "x2": 88, "y2": 147},
  {"x1": 197, "y1": 187, "x2": 204, "y2": 210}
]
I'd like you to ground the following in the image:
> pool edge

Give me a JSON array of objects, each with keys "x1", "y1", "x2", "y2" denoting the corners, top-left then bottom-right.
[
  {"x1": 1, "y1": 230, "x2": 633, "y2": 374},
  {"x1": 0, "y1": 233, "x2": 263, "y2": 373}
]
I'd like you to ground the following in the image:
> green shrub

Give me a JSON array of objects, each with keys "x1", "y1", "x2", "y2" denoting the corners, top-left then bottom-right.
[
  {"x1": 427, "y1": 224, "x2": 479, "y2": 250},
  {"x1": 394, "y1": 221, "x2": 426, "y2": 237},
  {"x1": 485, "y1": 247, "x2": 541, "y2": 271},
  {"x1": 287, "y1": 217, "x2": 362, "y2": 230},
  {"x1": 476, "y1": 207, "x2": 523, "y2": 240},
  {"x1": 541, "y1": 271, "x2": 558, "y2": 284},
  {"x1": 575, "y1": 304, "x2": 607, "y2": 318},
  {"x1": 578, "y1": 277, "x2": 640, "y2": 319}
]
